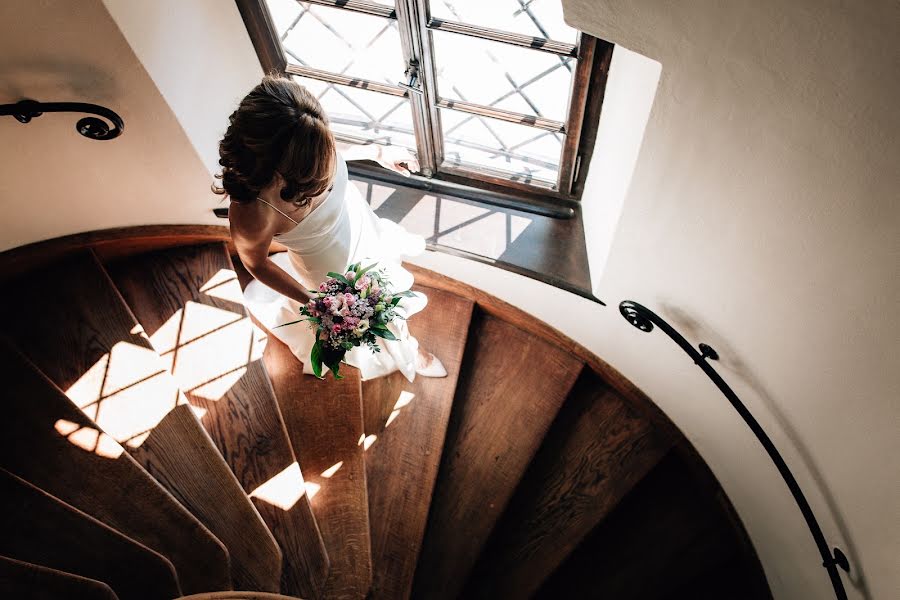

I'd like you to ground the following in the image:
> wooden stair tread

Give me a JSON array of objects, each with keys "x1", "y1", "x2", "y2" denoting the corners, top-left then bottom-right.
[
  {"x1": 1, "y1": 251, "x2": 280, "y2": 592},
  {"x1": 0, "y1": 468, "x2": 180, "y2": 600},
  {"x1": 262, "y1": 339, "x2": 372, "y2": 600},
  {"x1": 411, "y1": 312, "x2": 583, "y2": 600},
  {"x1": 0, "y1": 555, "x2": 119, "y2": 600},
  {"x1": 0, "y1": 339, "x2": 230, "y2": 594},
  {"x1": 534, "y1": 453, "x2": 761, "y2": 600},
  {"x1": 133, "y1": 404, "x2": 283, "y2": 592},
  {"x1": 110, "y1": 244, "x2": 328, "y2": 598},
  {"x1": 463, "y1": 368, "x2": 673, "y2": 598},
  {"x1": 362, "y1": 286, "x2": 475, "y2": 600}
]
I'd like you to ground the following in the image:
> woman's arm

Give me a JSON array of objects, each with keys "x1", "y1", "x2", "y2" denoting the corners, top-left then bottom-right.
[{"x1": 230, "y1": 210, "x2": 312, "y2": 305}]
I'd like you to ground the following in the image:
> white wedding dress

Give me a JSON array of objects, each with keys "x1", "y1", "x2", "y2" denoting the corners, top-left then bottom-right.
[{"x1": 242, "y1": 152, "x2": 428, "y2": 381}]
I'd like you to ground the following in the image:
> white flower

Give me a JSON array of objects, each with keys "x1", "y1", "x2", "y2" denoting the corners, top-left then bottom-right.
[
  {"x1": 353, "y1": 318, "x2": 370, "y2": 337},
  {"x1": 329, "y1": 294, "x2": 345, "y2": 315}
]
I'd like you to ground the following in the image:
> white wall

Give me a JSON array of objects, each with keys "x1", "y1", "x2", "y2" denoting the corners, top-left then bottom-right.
[
  {"x1": 557, "y1": 1, "x2": 898, "y2": 598},
  {"x1": 0, "y1": 0, "x2": 220, "y2": 251},
  {"x1": 101, "y1": 0, "x2": 262, "y2": 178}
]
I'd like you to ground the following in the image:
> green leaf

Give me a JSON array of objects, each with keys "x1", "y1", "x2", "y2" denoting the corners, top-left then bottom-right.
[
  {"x1": 274, "y1": 319, "x2": 303, "y2": 329},
  {"x1": 393, "y1": 290, "x2": 417, "y2": 298},
  {"x1": 324, "y1": 350, "x2": 345, "y2": 380},
  {"x1": 327, "y1": 272, "x2": 353, "y2": 288},
  {"x1": 355, "y1": 261, "x2": 379, "y2": 282},
  {"x1": 390, "y1": 297, "x2": 402, "y2": 306},
  {"x1": 347, "y1": 262, "x2": 360, "y2": 273},
  {"x1": 310, "y1": 340, "x2": 324, "y2": 378},
  {"x1": 371, "y1": 327, "x2": 397, "y2": 341}
]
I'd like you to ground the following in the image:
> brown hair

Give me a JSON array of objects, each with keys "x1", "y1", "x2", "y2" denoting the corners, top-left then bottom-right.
[{"x1": 213, "y1": 74, "x2": 335, "y2": 206}]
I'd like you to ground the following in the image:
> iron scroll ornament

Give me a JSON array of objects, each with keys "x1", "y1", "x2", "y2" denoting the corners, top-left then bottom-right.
[
  {"x1": 0, "y1": 99, "x2": 124, "y2": 140},
  {"x1": 619, "y1": 300, "x2": 851, "y2": 600}
]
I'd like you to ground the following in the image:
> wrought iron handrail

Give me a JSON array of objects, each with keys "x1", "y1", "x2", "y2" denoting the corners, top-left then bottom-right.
[
  {"x1": 619, "y1": 300, "x2": 850, "y2": 599},
  {"x1": 0, "y1": 99, "x2": 124, "y2": 140}
]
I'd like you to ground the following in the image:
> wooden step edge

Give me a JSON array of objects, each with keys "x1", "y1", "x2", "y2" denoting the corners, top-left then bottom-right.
[
  {"x1": 410, "y1": 310, "x2": 584, "y2": 600},
  {"x1": 406, "y1": 263, "x2": 681, "y2": 441},
  {"x1": 131, "y1": 403, "x2": 284, "y2": 593},
  {"x1": 0, "y1": 467, "x2": 182, "y2": 599},
  {"x1": 363, "y1": 287, "x2": 476, "y2": 600},
  {"x1": 461, "y1": 365, "x2": 675, "y2": 598},
  {"x1": 0, "y1": 555, "x2": 120, "y2": 600},
  {"x1": 0, "y1": 338, "x2": 232, "y2": 594},
  {"x1": 176, "y1": 593, "x2": 305, "y2": 600},
  {"x1": 103, "y1": 243, "x2": 326, "y2": 596},
  {"x1": 261, "y1": 337, "x2": 373, "y2": 600}
]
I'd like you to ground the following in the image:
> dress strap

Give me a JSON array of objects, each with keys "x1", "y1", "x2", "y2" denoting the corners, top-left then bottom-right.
[{"x1": 255, "y1": 197, "x2": 301, "y2": 225}]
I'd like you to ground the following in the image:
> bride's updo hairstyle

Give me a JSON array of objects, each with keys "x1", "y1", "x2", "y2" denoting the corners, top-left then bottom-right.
[{"x1": 214, "y1": 74, "x2": 336, "y2": 207}]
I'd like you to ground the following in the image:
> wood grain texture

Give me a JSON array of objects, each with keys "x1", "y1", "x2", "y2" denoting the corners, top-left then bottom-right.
[
  {"x1": 534, "y1": 453, "x2": 773, "y2": 600},
  {"x1": 361, "y1": 286, "x2": 474, "y2": 600},
  {"x1": 263, "y1": 339, "x2": 371, "y2": 600},
  {"x1": 130, "y1": 404, "x2": 282, "y2": 593},
  {"x1": 109, "y1": 244, "x2": 328, "y2": 598},
  {"x1": 0, "y1": 468, "x2": 180, "y2": 600},
  {"x1": 411, "y1": 311, "x2": 583, "y2": 600},
  {"x1": 463, "y1": 367, "x2": 673, "y2": 598},
  {"x1": 0, "y1": 251, "x2": 278, "y2": 592},
  {"x1": 0, "y1": 555, "x2": 119, "y2": 600},
  {"x1": 0, "y1": 340, "x2": 231, "y2": 594},
  {"x1": 406, "y1": 263, "x2": 681, "y2": 442}
]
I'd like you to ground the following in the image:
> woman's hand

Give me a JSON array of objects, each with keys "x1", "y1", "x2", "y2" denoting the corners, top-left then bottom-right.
[{"x1": 374, "y1": 145, "x2": 421, "y2": 177}]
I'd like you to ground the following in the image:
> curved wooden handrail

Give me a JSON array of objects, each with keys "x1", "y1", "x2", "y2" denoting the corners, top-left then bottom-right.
[{"x1": 176, "y1": 593, "x2": 303, "y2": 600}]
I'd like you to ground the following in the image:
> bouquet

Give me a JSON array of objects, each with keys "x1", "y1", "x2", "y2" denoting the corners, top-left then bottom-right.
[{"x1": 277, "y1": 262, "x2": 414, "y2": 379}]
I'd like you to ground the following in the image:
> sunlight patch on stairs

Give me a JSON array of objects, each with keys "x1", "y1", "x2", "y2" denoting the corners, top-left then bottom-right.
[
  {"x1": 321, "y1": 461, "x2": 343, "y2": 478},
  {"x1": 53, "y1": 419, "x2": 124, "y2": 459},
  {"x1": 148, "y1": 300, "x2": 264, "y2": 400},
  {"x1": 65, "y1": 341, "x2": 187, "y2": 448},
  {"x1": 385, "y1": 390, "x2": 416, "y2": 428},
  {"x1": 200, "y1": 268, "x2": 247, "y2": 305},
  {"x1": 249, "y1": 461, "x2": 307, "y2": 511},
  {"x1": 358, "y1": 434, "x2": 378, "y2": 451}
]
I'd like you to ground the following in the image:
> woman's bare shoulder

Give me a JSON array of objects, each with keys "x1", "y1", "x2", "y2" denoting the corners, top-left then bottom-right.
[{"x1": 229, "y1": 201, "x2": 275, "y2": 243}]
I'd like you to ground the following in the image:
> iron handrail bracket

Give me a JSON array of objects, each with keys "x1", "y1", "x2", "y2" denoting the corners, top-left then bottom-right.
[
  {"x1": 0, "y1": 99, "x2": 124, "y2": 140},
  {"x1": 619, "y1": 300, "x2": 850, "y2": 600}
]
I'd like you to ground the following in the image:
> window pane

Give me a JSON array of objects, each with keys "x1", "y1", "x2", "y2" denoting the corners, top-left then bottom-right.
[
  {"x1": 429, "y1": 0, "x2": 578, "y2": 44},
  {"x1": 439, "y1": 108, "x2": 562, "y2": 184},
  {"x1": 267, "y1": 0, "x2": 406, "y2": 86},
  {"x1": 432, "y1": 30, "x2": 574, "y2": 123},
  {"x1": 292, "y1": 75, "x2": 417, "y2": 150}
]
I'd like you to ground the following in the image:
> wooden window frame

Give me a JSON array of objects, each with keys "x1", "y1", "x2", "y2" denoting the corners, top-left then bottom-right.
[{"x1": 235, "y1": 0, "x2": 613, "y2": 209}]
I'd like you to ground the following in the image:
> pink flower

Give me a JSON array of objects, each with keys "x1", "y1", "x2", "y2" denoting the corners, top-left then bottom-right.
[
  {"x1": 332, "y1": 324, "x2": 342, "y2": 334},
  {"x1": 344, "y1": 292, "x2": 356, "y2": 306},
  {"x1": 322, "y1": 296, "x2": 332, "y2": 307},
  {"x1": 345, "y1": 271, "x2": 355, "y2": 280},
  {"x1": 319, "y1": 283, "x2": 327, "y2": 292},
  {"x1": 355, "y1": 275, "x2": 371, "y2": 291}
]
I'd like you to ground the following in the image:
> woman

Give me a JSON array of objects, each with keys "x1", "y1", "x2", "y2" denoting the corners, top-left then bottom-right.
[{"x1": 215, "y1": 75, "x2": 445, "y2": 381}]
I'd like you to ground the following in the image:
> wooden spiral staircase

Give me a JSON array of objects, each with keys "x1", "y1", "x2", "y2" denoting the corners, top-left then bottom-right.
[{"x1": 0, "y1": 228, "x2": 772, "y2": 600}]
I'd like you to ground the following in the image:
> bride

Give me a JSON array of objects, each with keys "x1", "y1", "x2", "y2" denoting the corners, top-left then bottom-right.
[{"x1": 215, "y1": 75, "x2": 445, "y2": 381}]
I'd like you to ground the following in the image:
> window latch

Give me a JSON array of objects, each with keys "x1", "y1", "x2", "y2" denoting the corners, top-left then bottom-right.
[{"x1": 399, "y1": 59, "x2": 424, "y2": 96}]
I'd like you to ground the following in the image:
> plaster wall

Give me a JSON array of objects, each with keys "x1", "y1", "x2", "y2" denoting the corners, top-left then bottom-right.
[
  {"x1": 100, "y1": 0, "x2": 263, "y2": 178},
  {"x1": 558, "y1": 1, "x2": 899, "y2": 598},
  {"x1": 0, "y1": 0, "x2": 218, "y2": 252}
]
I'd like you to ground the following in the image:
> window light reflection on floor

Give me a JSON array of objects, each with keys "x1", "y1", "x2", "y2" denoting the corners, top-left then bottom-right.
[
  {"x1": 385, "y1": 390, "x2": 415, "y2": 428},
  {"x1": 65, "y1": 341, "x2": 186, "y2": 448},
  {"x1": 249, "y1": 461, "x2": 308, "y2": 510}
]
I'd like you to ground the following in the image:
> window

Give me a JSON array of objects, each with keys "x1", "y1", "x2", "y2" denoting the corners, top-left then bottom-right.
[{"x1": 237, "y1": 0, "x2": 612, "y2": 203}]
